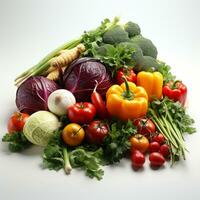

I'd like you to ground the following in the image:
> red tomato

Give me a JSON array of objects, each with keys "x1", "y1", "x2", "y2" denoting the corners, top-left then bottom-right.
[
  {"x1": 68, "y1": 102, "x2": 96, "y2": 124},
  {"x1": 85, "y1": 120, "x2": 109, "y2": 145},
  {"x1": 159, "y1": 144, "x2": 170, "y2": 158},
  {"x1": 149, "y1": 152, "x2": 165, "y2": 167},
  {"x1": 152, "y1": 133, "x2": 165, "y2": 145},
  {"x1": 7, "y1": 112, "x2": 29, "y2": 133},
  {"x1": 149, "y1": 141, "x2": 160, "y2": 153},
  {"x1": 131, "y1": 150, "x2": 145, "y2": 168},
  {"x1": 91, "y1": 91, "x2": 108, "y2": 119},
  {"x1": 133, "y1": 118, "x2": 156, "y2": 138},
  {"x1": 116, "y1": 68, "x2": 137, "y2": 85}
]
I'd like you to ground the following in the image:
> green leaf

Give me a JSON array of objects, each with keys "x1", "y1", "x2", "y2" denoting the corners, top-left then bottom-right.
[
  {"x1": 103, "y1": 119, "x2": 136, "y2": 164},
  {"x1": 2, "y1": 132, "x2": 32, "y2": 152}
]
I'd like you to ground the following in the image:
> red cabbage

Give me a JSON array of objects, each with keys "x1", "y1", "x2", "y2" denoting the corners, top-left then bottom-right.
[
  {"x1": 16, "y1": 76, "x2": 58, "y2": 114},
  {"x1": 63, "y1": 57, "x2": 113, "y2": 102}
]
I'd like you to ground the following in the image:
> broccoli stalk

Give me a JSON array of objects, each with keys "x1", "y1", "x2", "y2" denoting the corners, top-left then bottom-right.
[{"x1": 63, "y1": 147, "x2": 72, "y2": 174}]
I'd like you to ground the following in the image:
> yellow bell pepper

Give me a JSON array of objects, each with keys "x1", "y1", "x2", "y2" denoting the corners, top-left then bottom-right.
[
  {"x1": 106, "y1": 77, "x2": 148, "y2": 121},
  {"x1": 137, "y1": 71, "x2": 163, "y2": 101}
]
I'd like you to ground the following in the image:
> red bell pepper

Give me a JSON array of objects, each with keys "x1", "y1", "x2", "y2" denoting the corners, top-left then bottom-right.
[
  {"x1": 116, "y1": 68, "x2": 137, "y2": 85},
  {"x1": 162, "y1": 81, "x2": 187, "y2": 105}
]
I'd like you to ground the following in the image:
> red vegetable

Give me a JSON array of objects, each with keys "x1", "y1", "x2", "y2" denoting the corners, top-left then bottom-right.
[
  {"x1": 85, "y1": 120, "x2": 109, "y2": 145},
  {"x1": 7, "y1": 112, "x2": 29, "y2": 133},
  {"x1": 91, "y1": 81, "x2": 108, "y2": 119},
  {"x1": 149, "y1": 141, "x2": 160, "y2": 153},
  {"x1": 131, "y1": 150, "x2": 145, "y2": 168},
  {"x1": 133, "y1": 118, "x2": 156, "y2": 138},
  {"x1": 159, "y1": 144, "x2": 170, "y2": 158},
  {"x1": 152, "y1": 133, "x2": 165, "y2": 145},
  {"x1": 162, "y1": 80, "x2": 187, "y2": 105},
  {"x1": 68, "y1": 102, "x2": 96, "y2": 124},
  {"x1": 116, "y1": 68, "x2": 137, "y2": 85},
  {"x1": 63, "y1": 58, "x2": 113, "y2": 102},
  {"x1": 16, "y1": 76, "x2": 58, "y2": 114},
  {"x1": 149, "y1": 152, "x2": 165, "y2": 167}
]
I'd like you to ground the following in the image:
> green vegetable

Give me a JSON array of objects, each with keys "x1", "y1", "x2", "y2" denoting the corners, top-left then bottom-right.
[
  {"x1": 148, "y1": 98, "x2": 196, "y2": 164},
  {"x1": 70, "y1": 147, "x2": 104, "y2": 180},
  {"x1": 42, "y1": 130, "x2": 72, "y2": 174},
  {"x1": 102, "y1": 25, "x2": 130, "y2": 44},
  {"x1": 157, "y1": 61, "x2": 176, "y2": 84},
  {"x1": 23, "y1": 111, "x2": 60, "y2": 147},
  {"x1": 15, "y1": 17, "x2": 120, "y2": 86},
  {"x1": 124, "y1": 21, "x2": 141, "y2": 37},
  {"x1": 2, "y1": 132, "x2": 32, "y2": 152},
  {"x1": 135, "y1": 56, "x2": 159, "y2": 72},
  {"x1": 103, "y1": 119, "x2": 136, "y2": 164},
  {"x1": 93, "y1": 43, "x2": 136, "y2": 76},
  {"x1": 131, "y1": 35, "x2": 158, "y2": 58}
]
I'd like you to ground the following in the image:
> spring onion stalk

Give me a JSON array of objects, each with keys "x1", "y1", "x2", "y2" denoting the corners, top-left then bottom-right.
[
  {"x1": 149, "y1": 108, "x2": 187, "y2": 164},
  {"x1": 63, "y1": 147, "x2": 72, "y2": 174},
  {"x1": 15, "y1": 38, "x2": 82, "y2": 86}
]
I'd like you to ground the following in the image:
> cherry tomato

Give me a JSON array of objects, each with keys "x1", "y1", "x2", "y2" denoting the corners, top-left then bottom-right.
[
  {"x1": 85, "y1": 120, "x2": 109, "y2": 145},
  {"x1": 152, "y1": 133, "x2": 165, "y2": 145},
  {"x1": 131, "y1": 150, "x2": 145, "y2": 168},
  {"x1": 149, "y1": 152, "x2": 165, "y2": 167},
  {"x1": 7, "y1": 112, "x2": 29, "y2": 133},
  {"x1": 133, "y1": 118, "x2": 156, "y2": 138},
  {"x1": 62, "y1": 123, "x2": 85, "y2": 146},
  {"x1": 68, "y1": 102, "x2": 96, "y2": 124},
  {"x1": 116, "y1": 68, "x2": 137, "y2": 85},
  {"x1": 130, "y1": 134, "x2": 149, "y2": 153},
  {"x1": 159, "y1": 144, "x2": 170, "y2": 158},
  {"x1": 149, "y1": 141, "x2": 160, "y2": 153},
  {"x1": 91, "y1": 91, "x2": 108, "y2": 119}
]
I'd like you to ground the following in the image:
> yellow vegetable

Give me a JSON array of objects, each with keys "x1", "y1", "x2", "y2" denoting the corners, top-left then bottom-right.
[{"x1": 137, "y1": 71, "x2": 163, "y2": 101}]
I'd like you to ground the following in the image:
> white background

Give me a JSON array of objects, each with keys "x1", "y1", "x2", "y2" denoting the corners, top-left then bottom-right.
[{"x1": 0, "y1": 0, "x2": 200, "y2": 200}]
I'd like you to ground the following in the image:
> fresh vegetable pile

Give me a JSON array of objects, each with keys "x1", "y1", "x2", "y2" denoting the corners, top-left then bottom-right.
[{"x1": 2, "y1": 17, "x2": 196, "y2": 180}]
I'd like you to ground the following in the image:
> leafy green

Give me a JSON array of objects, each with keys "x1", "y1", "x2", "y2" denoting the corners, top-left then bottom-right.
[
  {"x1": 148, "y1": 97, "x2": 196, "y2": 163},
  {"x1": 42, "y1": 130, "x2": 71, "y2": 173},
  {"x1": 82, "y1": 17, "x2": 120, "y2": 57},
  {"x1": 103, "y1": 120, "x2": 136, "y2": 164},
  {"x1": 70, "y1": 147, "x2": 104, "y2": 180},
  {"x1": 157, "y1": 61, "x2": 176, "y2": 84},
  {"x1": 2, "y1": 132, "x2": 32, "y2": 152},
  {"x1": 150, "y1": 98, "x2": 196, "y2": 134},
  {"x1": 93, "y1": 43, "x2": 136, "y2": 76}
]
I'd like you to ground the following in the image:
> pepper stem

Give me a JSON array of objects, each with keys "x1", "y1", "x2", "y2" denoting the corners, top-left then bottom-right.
[
  {"x1": 171, "y1": 80, "x2": 181, "y2": 89},
  {"x1": 122, "y1": 76, "x2": 133, "y2": 99}
]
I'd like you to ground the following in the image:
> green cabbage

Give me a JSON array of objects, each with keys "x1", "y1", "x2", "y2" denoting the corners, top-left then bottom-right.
[{"x1": 23, "y1": 111, "x2": 60, "y2": 146}]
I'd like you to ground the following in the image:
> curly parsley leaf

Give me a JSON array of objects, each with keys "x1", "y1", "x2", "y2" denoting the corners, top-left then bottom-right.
[
  {"x1": 157, "y1": 61, "x2": 176, "y2": 84},
  {"x1": 2, "y1": 132, "x2": 32, "y2": 152},
  {"x1": 70, "y1": 147, "x2": 104, "y2": 180},
  {"x1": 103, "y1": 119, "x2": 136, "y2": 164},
  {"x1": 42, "y1": 130, "x2": 65, "y2": 171}
]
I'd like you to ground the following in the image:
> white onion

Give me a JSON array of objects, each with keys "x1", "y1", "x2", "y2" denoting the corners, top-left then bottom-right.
[{"x1": 48, "y1": 89, "x2": 76, "y2": 116}]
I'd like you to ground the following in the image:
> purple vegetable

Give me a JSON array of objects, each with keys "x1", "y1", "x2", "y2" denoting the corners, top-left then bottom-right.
[
  {"x1": 63, "y1": 57, "x2": 113, "y2": 102},
  {"x1": 16, "y1": 76, "x2": 58, "y2": 114}
]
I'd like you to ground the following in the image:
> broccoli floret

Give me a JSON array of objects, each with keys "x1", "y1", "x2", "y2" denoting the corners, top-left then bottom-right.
[
  {"x1": 120, "y1": 42, "x2": 144, "y2": 68},
  {"x1": 140, "y1": 56, "x2": 159, "y2": 72},
  {"x1": 124, "y1": 21, "x2": 141, "y2": 37},
  {"x1": 103, "y1": 25, "x2": 130, "y2": 44},
  {"x1": 131, "y1": 35, "x2": 158, "y2": 59}
]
